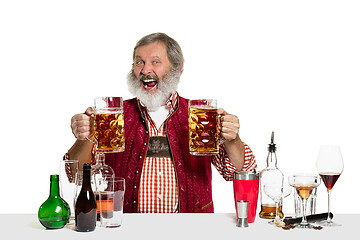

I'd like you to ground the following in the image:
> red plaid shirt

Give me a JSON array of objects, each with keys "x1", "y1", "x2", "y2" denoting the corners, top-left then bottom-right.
[{"x1": 137, "y1": 92, "x2": 256, "y2": 213}]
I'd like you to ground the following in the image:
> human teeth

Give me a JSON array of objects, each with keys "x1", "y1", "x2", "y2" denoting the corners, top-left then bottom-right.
[{"x1": 143, "y1": 79, "x2": 156, "y2": 83}]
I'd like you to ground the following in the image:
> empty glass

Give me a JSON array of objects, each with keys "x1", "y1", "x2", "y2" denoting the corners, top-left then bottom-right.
[{"x1": 59, "y1": 159, "x2": 78, "y2": 220}]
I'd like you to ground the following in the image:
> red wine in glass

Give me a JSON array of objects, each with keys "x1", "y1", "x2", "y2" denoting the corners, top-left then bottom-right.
[
  {"x1": 319, "y1": 173, "x2": 341, "y2": 190},
  {"x1": 316, "y1": 145, "x2": 344, "y2": 227}
]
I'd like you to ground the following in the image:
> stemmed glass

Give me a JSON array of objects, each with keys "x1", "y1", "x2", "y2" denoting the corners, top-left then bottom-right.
[
  {"x1": 316, "y1": 145, "x2": 344, "y2": 226},
  {"x1": 289, "y1": 174, "x2": 321, "y2": 228},
  {"x1": 264, "y1": 183, "x2": 292, "y2": 225}
]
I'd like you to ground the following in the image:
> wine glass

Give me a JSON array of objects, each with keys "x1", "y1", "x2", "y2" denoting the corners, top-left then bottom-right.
[
  {"x1": 316, "y1": 145, "x2": 344, "y2": 226},
  {"x1": 264, "y1": 183, "x2": 292, "y2": 225},
  {"x1": 288, "y1": 174, "x2": 321, "y2": 228}
]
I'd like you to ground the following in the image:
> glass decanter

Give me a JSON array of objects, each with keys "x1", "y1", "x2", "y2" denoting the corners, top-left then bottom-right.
[{"x1": 91, "y1": 153, "x2": 115, "y2": 220}]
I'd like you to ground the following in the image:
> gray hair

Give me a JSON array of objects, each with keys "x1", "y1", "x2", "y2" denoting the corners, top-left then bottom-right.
[{"x1": 132, "y1": 32, "x2": 184, "y2": 73}]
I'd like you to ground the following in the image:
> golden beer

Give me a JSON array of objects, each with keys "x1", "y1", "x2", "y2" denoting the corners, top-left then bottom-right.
[
  {"x1": 189, "y1": 105, "x2": 219, "y2": 155},
  {"x1": 94, "y1": 112, "x2": 125, "y2": 153}
]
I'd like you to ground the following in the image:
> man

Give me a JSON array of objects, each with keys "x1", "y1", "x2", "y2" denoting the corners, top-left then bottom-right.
[{"x1": 67, "y1": 32, "x2": 256, "y2": 213}]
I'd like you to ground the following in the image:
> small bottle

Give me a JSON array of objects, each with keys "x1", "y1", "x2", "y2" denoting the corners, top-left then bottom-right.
[
  {"x1": 38, "y1": 174, "x2": 70, "y2": 229},
  {"x1": 75, "y1": 163, "x2": 97, "y2": 232},
  {"x1": 91, "y1": 153, "x2": 115, "y2": 220},
  {"x1": 259, "y1": 132, "x2": 284, "y2": 219}
]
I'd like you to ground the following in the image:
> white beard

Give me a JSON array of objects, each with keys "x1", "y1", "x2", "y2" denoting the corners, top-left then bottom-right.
[{"x1": 127, "y1": 67, "x2": 181, "y2": 111}]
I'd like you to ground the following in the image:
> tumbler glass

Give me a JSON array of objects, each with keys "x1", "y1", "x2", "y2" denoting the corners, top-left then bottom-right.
[{"x1": 99, "y1": 177, "x2": 125, "y2": 228}]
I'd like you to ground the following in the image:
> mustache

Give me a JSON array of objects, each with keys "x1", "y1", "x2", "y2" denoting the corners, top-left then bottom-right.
[{"x1": 139, "y1": 74, "x2": 159, "y2": 82}]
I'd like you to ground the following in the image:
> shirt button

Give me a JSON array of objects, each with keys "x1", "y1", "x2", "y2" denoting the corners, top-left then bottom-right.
[
  {"x1": 133, "y1": 185, "x2": 137, "y2": 189},
  {"x1": 143, "y1": 142, "x2": 147, "y2": 146},
  {"x1": 135, "y1": 170, "x2": 139, "y2": 174},
  {"x1": 132, "y1": 200, "x2": 137, "y2": 205},
  {"x1": 158, "y1": 171, "x2": 162, "y2": 176},
  {"x1": 157, "y1": 194, "x2": 162, "y2": 200},
  {"x1": 139, "y1": 155, "x2": 143, "y2": 159},
  {"x1": 145, "y1": 131, "x2": 149, "y2": 134}
]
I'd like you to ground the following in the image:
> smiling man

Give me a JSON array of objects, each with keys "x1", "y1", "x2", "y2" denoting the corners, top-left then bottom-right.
[{"x1": 67, "y1": 32, "x2": 257, "y2": 213}]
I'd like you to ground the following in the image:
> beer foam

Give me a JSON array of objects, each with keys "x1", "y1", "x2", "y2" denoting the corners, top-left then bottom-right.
[
  {"x1": 95, "y1": 109, "x2": 123, "y2": 114},
  {"x1": 190, "y1": 105, "x2": 216, "y2": 110}
]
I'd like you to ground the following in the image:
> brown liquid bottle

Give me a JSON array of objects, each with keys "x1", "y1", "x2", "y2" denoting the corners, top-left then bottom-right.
[
  {"x1": 259, "y1": 132, "x2": 284, "y2": 219},
  {"x1": 75, "y1": 163, "x2": 97, "y2": 232}
]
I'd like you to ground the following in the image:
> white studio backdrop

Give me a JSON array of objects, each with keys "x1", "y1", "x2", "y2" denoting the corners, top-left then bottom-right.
[{"x1": 0, "y1": 0, "x2": 359, "y2": 214}]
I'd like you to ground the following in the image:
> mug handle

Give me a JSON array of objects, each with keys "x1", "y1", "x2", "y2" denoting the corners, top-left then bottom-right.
[
  {"x1": 84, "y1": 110, "x2": 97, "y2": 145},
  {"x1": 218, "y1": 113, "x2": 225, "y2": 145}
]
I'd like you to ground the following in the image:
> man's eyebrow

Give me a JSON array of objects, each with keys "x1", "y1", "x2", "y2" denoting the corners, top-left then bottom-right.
[{"x1": 135, "y1": 55, "x2": 161, "y2": 59}]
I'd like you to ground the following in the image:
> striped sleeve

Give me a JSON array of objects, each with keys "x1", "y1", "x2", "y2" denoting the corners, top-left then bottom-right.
[{"x1": 211, "y1": 142, "x2": 257, "y2": 181}]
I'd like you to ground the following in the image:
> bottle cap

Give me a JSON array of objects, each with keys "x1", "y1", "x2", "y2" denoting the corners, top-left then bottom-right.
[
  {"x1": 83, "y1": 163, "x2": 92, "y2": 170},
  {"x1": 50, "y1": 174, "x2": 59, "y2": 181},
  {"x1": 268, "y1": 131, "x2": 276, "y2": 152}
]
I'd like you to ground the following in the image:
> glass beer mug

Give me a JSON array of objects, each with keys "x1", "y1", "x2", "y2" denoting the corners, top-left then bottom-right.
[
  {"x1": 188, "y1": 99, "x2": 221, "y2": 155},
  {"x1": 88, "y1": 97, "x2": 125, "y2": 153}
]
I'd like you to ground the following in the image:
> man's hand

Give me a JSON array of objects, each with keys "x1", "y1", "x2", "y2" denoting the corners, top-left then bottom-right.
[
  {"x1": 218, "y1": 108, "x2": 240, "y2": 142},
  {"x1": 71, "y1": 107, "x2": 94, "y2": 140},
  {"x1": 218, "y1": 108, "x2": 245, "y2": 170}
]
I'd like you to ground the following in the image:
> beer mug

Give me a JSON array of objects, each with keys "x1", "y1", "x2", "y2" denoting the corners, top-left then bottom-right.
[
  {"x1": 88, "y1": 97, "x2": 125, "y2": 153},
  {"x1": 188, "y1": 99, "x2": 221, "y2": 155}
]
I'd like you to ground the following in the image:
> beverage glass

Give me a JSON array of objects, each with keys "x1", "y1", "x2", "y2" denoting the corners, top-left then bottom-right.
[
  {"x1": 88, "y1": 97, "x2": 125, "y2": 153},
  {"x1": 289, "y1": 174, "x2": 321, "y2": 228},
  {"x1": 74, "y1": 171, "x2": 83, "y2": 212},
  {"x1": 264, "y1": 183, "x2": 291, "y2": 225},
  {"x1": 316, "y1": 145, "x2": 344, "y2": 226},
  {"x1": 189, "y1": 99, "x2": 220, "y2": 155},
  {"x1": 59, "y1": 159, "x2": 79, "y2": 220},
  {"x1": 294, "y1": 188, "x2": 317, "y2": 217},
  {"x1": 99, "y1": 177, "x2": 125, "y2": 228}
]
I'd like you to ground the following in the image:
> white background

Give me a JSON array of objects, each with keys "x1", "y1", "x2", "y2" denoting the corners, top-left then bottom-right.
[{"x1": 0, "y1": 0, "x2": 359, "y2": 214}]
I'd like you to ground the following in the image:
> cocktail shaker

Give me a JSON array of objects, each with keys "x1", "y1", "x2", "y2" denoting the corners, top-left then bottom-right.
[{"x1": 233, "y1": 170, "x2": 259, "y2": 223}]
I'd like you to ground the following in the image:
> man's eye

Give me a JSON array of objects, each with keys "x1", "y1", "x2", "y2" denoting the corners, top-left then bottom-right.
[
  {"x1": 136, "y1": 61, "x2": 144, "y2": 65},
  {"x1": 153, "y1": 61, "x2": 160, "y2": 64}
]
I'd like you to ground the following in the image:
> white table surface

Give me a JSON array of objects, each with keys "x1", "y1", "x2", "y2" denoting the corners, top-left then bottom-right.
[{"x1": 1, "y1": 213, "x2": 358, "y2": 240}]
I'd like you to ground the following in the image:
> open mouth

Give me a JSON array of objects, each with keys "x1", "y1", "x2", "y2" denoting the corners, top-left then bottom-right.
[{"x1": 142, "y1": 79, "x2": 158, "y2": 91}]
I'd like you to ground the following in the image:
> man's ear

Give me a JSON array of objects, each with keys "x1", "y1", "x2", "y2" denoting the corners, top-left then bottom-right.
[{"x1": 178, "y1": 62, "x2": 183, "y2": 74}]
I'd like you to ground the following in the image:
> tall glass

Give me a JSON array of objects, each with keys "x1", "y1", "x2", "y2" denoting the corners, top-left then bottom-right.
[
  {"x1": 189, "y1": 99, "x2": 220, "y2": 155},
  {"x1": 99, "y1": 177, "x2": 126, "y2": 228},
  {"x1": 59, "y1": 159, "x2": 78, "y2": 220},
  {"x1": 316, "y1": 145, "x2": 344, "y2": 226},
  {"x1": 74, "y1": 171, "x2": 83, "y2": 215},
  {"x1": 88, "y1": 97, "x2": 125, "y2": 153},
  {"x1": 289, "y1": 174, "x2": 321, "y2": 228}
]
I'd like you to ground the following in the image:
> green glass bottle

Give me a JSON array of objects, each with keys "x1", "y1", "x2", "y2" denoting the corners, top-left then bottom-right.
[{"x1": 38, "y1": 174, "x2": 70, "y2": 229}]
